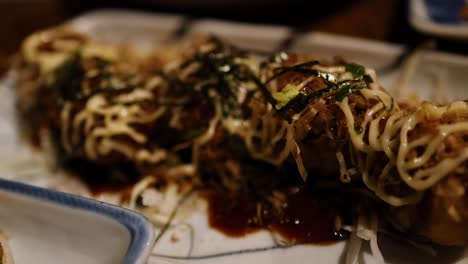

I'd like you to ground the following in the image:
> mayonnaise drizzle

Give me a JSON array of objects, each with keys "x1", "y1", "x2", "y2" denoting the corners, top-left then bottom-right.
[
  {"x1": 62, "y1": 87, "x2": 167, "y2": 163},
  {"x1": 397, "y1": 103, "x2": 468, "y2": 190},
  {"x1": 33, "y1": 34, "x2": 468, "y2": 208},
  {"x1": 338, "y1": 81, "x2": 468, "y2": 205}
]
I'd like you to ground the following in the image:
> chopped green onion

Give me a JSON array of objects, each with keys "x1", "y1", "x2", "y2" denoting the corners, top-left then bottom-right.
[
  {"x1": 335, "y1": 79, "x2": 367, "y2": 102},
  {"x1": 354, "y1": 123, "x2": 364, "y2": 134},
  {"x1": 272, "y1": 83, "x2": 300, "y2": 109},
  {"x1": 277, "y1": 78, "x2": 368, "y2": 122},
  {"x1": 345, "y1": 63, "x2": 366, "y2": 78}
]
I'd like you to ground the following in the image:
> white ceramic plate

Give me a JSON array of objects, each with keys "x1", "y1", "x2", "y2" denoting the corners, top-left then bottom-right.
[
  {"x1": 0, "y1": 178, "x2": 155, "y2": 264},
  {"x1": 1, "y1": 9, "x2": 468, "y2": 264}
]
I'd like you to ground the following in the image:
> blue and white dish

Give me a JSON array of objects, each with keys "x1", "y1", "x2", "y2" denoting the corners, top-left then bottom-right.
[
  {"x1": 410, "y1": 0, "x2": 468, "y2": 39},
  {"x1": 0, "y1": 178, "x2": 155, "y2": 264}
]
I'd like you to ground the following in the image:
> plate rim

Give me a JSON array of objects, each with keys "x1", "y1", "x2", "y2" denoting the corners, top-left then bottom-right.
[{"x1": 0, "y1": 178, "x2": 155, "y2": 264}]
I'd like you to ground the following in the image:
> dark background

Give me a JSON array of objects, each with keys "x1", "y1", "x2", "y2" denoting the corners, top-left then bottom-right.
[{"x1": 0, "y1": 0, "x2": 466, "y2": 74}]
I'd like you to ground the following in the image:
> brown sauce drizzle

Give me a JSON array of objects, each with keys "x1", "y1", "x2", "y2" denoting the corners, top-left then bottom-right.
[
  {"x1": 205, "y1": 185, "x2": 349, "y2": 244},
  {"x1": 57, "y1": 139, "x2": 350, "y2": 245}
]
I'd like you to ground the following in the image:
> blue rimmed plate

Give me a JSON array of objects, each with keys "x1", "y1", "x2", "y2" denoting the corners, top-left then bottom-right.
[
  {"x1": 410, "y1": 0, "x2": 468, "y2": 39},
  {"x1": 0, "y1": 178, "x2": 155, "y2": 264}
]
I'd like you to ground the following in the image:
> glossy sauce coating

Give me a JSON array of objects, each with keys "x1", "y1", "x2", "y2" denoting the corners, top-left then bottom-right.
[{"x1": 205, "y1": 186, "x2": 349, "y2": 244}]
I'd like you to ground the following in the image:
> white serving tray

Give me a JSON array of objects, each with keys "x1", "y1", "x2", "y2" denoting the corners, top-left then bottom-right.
[{"x1": 1, "y1": 9, "x2": 468, "y2": 264}]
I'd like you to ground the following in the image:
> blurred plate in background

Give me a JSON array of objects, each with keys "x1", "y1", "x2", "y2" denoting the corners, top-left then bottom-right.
[{"x1": 410, "y1": 0, "x2": 468, "y2": 39}]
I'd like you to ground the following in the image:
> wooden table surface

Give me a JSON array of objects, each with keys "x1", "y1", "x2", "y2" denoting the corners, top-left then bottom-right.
[{"x1": 0, "y1": 0, "x2": 464, "y2": 75}]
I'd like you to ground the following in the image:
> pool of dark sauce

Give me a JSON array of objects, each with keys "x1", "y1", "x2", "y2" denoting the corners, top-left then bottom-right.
[
  {"x1": 62, "y1": 146, "x2": 351, "y2": 244},
  {"x1": 203, "y1": 173, "x2": 351, "y2": 244}
]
